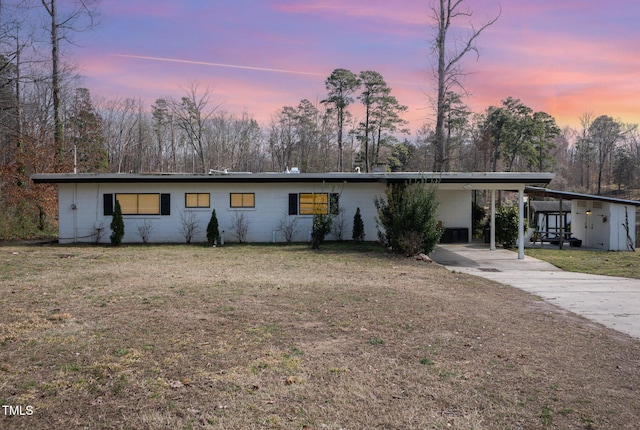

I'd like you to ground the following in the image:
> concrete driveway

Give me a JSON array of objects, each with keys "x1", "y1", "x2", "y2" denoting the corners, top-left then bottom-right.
[{"x1": 431, "y1": 244, "x2": 640, "y2": 340}]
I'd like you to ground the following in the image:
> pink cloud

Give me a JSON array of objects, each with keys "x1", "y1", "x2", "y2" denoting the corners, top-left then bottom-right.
[{"x1": 74, "y1": 0, "x2": 640, "y2": 136}]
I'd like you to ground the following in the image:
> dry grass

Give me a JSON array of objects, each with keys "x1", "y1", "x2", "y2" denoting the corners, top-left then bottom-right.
[
  {"x1": 525, "y1": 248, "x2": 640, "y2": 279},
  {"x1": 1, "y1": 242, "x2": 639, "y2": 429}
]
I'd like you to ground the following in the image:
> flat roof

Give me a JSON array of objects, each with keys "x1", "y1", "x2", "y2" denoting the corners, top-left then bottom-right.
[
  {"x1": 526, "y1": 186, "x2": 640, "y2": 207},
  {"x1": 31, "y1": 171, "x2": 555, "y2": 185},
  {"x1": 530, "y1": 200, "x2": 572, "y2": 213}
]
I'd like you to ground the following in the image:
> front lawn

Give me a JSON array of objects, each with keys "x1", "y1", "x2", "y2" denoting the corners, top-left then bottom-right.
[{"x1": 1, "y1": 242, "x2": 639, "y2": 429}]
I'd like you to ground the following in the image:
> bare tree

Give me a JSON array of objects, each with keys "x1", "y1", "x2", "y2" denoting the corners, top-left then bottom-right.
[
  {"x1": 589, "y1": 115, "x2": 623, "y2": 195},
  {"x1": 180, "y1": 211, "x2": 200, "y2": 244},
  {"x1": 230, "y1": 212, "x2": 249, "y2": 243},
  {"x1": 574, "y1": 112, "x2": 594, "y2": 191},
  {"x1": 97, "y1": 97, "x2": 143, "y2": 173},
  {"x1": 430, "y1": 0, "x2": 500, "y2": 172},
  {"x1": 136, "y1": 219, "x2": 153, "y2": 244},
  {"x1": 276, "y1": 213, "x2": 299, "y2": 243},
  {"x1": 268, "y1": 106, "x2": 299, "y2": 172},
  {"x1": 38, "y1": 0, "x2": 99, "y2": 165},
  {"x1": 170, "y1": 83, "x2": 221, "y2": 173}
]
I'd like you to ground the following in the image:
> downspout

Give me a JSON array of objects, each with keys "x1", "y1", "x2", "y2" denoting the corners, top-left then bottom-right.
[
  {"x1": 73, "y1": 146, "x2": 78, "y2": 243},
  {"x1": 73, "y1": 183, "x2": 78, "y2": 243}
]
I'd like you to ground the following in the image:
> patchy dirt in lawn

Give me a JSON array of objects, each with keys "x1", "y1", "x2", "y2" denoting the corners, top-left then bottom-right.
[{"x1": 1, "y1": 243, "x2": 639, "y2": 429}]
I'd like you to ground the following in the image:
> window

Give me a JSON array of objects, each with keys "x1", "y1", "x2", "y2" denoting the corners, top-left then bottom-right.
[
  {"x1": 116, "y1": 193, "x2": 160, "y2": 215},
  {"x1": 289, "y1": 193, "x2": 340, "y2": 216},
  {"x1": 230, "y1": 193, "x2": 255, "y2": 208},
  {"x1": 329, "y1": 193, "x2": 340, "y2": 215},
  {"x1": 299, "y1": 193, "x2": 329, "y2": 215},
  {"x1": 106, "y1": 193, "x2": 170, "y2": 215},
  {"x1": 185, "y1": 193, "x2": 210, "y2": 208}
]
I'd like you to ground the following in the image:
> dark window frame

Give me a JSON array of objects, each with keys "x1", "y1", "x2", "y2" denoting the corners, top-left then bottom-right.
[
  {"x1": 104, "y1": 193, "x2": 170, "y2": 216},
  {"x1": 229, "y1": 192, "x2": 255, "y2": 208},
  {"x1": 185, "y1": 192, "x2": 211, "y2": 208}
]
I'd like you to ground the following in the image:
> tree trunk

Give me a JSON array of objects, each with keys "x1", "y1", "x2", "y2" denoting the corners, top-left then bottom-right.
[
  {"x1": 434, "y1": 0, "x2": 447, "y2": 172},
  {"x1": 45, "y1": 0, "x2": 65, "y2": 166},
  {"x1": 337, "y1": 108, "x2": 343, "y2": 172},
  {"x1": 364, "y1": 103, "x2": 370, "y2": 173}
]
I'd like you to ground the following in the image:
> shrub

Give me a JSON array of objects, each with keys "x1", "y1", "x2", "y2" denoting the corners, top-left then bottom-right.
[
  {"x1": 472, "y1": 201, "x2": 486, "y2": 238},
  {"x1": 180, "y1": 211, "x2": 200, "y2": 244},
  {"x1": 136, "y1": 219, "x2": 153, "y2": 244},
  {"x1": 352, "y1": 207, "x2": 365, "y2": 242},
  {"x1": 331, "y1": 207, "x2": 346, "y2": 241},
  {"x1": 374, "y1": 181, "x2": 441, "y2": 255},
  {"x1": 0, "y1": 199, "x2": 55, "y2": 240},
  {"x1": 110, "y1": 200, "x2": 124, "y2": 246},
  {"x1": 276, "y1": 214, "x2": 299, "y2": 243},
  {"x1": 495, "y1": 203, "x2": 521, "y2": 248},
  {"x1": 230, "y1": 212, "x2": 249, "y2": 243},
  {"x1": 206, "y1": 209, "x2": 220, "y2": 246},
  {"x1": 311, "y1": 213, "x2": 332, "y2": 249}
]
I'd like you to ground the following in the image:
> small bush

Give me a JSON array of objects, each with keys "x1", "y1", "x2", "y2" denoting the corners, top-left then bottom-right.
[
  {"x1": 352, "y1": 207, "x2": 365, "y2": 242},
  {"x1": 472, "y1": 201, "x2": 486, "y2": 238},
  {"x1": 311, "y1": 213, "x2": 332, "y2": 249},
  {"x1": 136, "y1": 219, "x2": 153, "y2": 244},
  {"x1": 110, "y1": 200, "x2": 124, "y2": 246},
  {"x1": 206, "y1": 209, "x2": 220, "y2": 246},
  {"x1": 180, "y1": 211, "x2": 200, "y2": 244},
  {"x1": 495, "y1": 203, "x2": 521, "y2": 248},
  {"x1": 230, "y1": 212, "x2": 249, "y2": 243},
  {"x1": 276, "y1": 214, "x2": 299, "y2": 243},
  {"x1": 331, "y1": 208, "x2": 346, "y2": 241}
]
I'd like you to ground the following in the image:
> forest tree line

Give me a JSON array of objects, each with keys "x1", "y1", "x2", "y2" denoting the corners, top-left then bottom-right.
[{"x1": 1, "y1": 1, "x2": 639, "y2": 238}]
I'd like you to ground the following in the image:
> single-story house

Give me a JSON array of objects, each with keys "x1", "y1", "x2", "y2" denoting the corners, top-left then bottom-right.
[
  {"x1": 31, "y1": 171, "x2": 555, "y2": 258},
  {"x1": 526, "y1": 187, "x2": 640, "y2": 251}
]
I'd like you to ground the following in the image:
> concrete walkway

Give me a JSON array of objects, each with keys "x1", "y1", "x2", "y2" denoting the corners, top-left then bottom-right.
[{"x1": 431, "y1": 244, "x2": 640, "y2": 340}]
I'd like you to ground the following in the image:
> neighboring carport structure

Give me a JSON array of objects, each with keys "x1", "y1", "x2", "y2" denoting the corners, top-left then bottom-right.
[{"x1": 526, "y1": 187, "x2": 640, "y2": 251}]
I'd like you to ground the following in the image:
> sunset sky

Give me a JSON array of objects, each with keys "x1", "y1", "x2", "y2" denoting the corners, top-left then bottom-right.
[{"x1": 75, "y1": 0, "x2": 640, "y2": 135}]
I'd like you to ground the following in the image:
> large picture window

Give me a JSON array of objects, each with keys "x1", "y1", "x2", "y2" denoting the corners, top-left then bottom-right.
[
  {"x1": 299, "y1": 193, "x2": 329, "y2": 215},
  {"x1": 230, "y1": 193, "x2": 255, "y2": 208},
  {"x1": 185, "y1": 193, "x2": 210, "y2": 208},
  {"x1": 116, "y1": 193, "x2": 160, "y2": 215},
  {"x1": 290, "y1": 193, "x2": 340, "y2": 215},
  {"x1": 104, "y1": 193, "x2": 170, "y2": 216}
]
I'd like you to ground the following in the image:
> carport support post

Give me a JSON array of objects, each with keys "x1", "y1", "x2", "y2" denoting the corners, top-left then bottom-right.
[
  {"x1": 518, "y1": 188, "x2": 525, "y2": 259},
  {"x1": 559, "y1": 196, "x2": 564, "y2": 250},
  {"x1": 490, "y1": 189, "x2": 496, "y2": 251}
]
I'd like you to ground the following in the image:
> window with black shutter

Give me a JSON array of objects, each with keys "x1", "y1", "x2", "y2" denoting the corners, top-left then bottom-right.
[
  {"x1": 288, "y1": 193, "x2": 298, "y2": 215},
  {"x1": 161, "y1": 194, "x2": 171, "y2": 215},
  {"x1": 103, "y1": 194, "x2": 113, "y2": 216}
]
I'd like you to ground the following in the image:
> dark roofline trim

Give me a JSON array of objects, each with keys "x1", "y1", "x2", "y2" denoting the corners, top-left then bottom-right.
[
  {"x1": 31, "y1": 172, "x2": 554, "y2": 186},
  {"x1": 526, "y1": 186, "x2": 640, "y2": 207}
]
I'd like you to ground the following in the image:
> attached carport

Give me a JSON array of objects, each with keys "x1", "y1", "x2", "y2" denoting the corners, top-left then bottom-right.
[
  {"x1": 526, "y1": 187, "x2": 640, "y2": 251},
  {"x1": 422, "y1": 173, "x2": 554, "y2": 260}
]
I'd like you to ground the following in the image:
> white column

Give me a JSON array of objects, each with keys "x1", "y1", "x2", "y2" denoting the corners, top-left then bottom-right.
[
  {"x1": 490, "y1": 189, "x2": 496, "y2": 251},
  {"x1": 518, "y1": 188, "x2": 525, "y2": 259}
]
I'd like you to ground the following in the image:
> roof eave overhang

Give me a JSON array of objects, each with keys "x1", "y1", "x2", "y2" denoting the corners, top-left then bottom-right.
[
  {"x1": 31, "y1": 172, "x2": 555, "y2": 186},
  {"x1": 526, "y1": 186, "x2": 640, "y2": 207}
]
